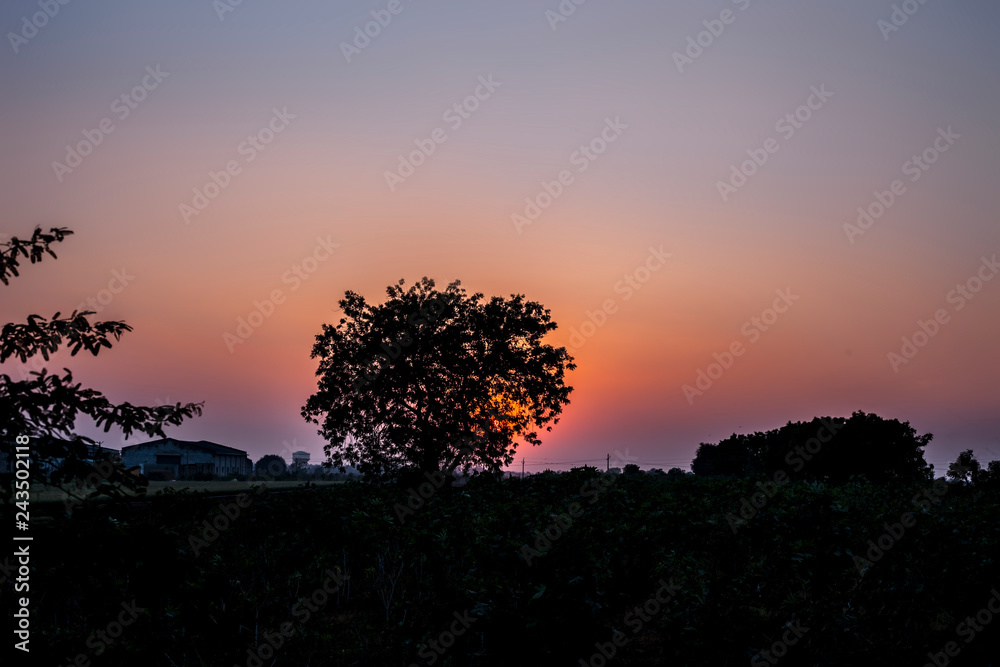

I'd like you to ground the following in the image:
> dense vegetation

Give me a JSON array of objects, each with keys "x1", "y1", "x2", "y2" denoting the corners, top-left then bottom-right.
[
  {"x1": 5, "y1": 228, "x2": 998, "y2": 664},
  {"x1": 690, "y1": 412, "x2": 934, "y2": 483},
  {"x1": 302, "y1": 276, "x2": 575, "y2": 482},
  {"x1": 20, "y1": 468, "x2": 1000, "y2": 666}
]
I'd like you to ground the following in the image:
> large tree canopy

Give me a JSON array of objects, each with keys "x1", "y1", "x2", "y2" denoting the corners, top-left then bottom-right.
[
  {"x1": 254, "y1": 454, "x2": 288, "y2": 478},
  {"x1": 691, "y1": 411, "x2": 934, "y2": 483},
  {"x1": 1, "y1": 226, "x2": 203, "y2": 504},
  {"x1": 301, "y1": 277, "x2": 575, "y2": 481}
]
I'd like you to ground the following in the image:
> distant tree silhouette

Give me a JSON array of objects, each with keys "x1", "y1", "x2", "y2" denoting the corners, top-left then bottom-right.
[
  {"x1": 302, "y1": 277, "x2": 575, "y2": 482},
  {"x1": 691, "y1": 411, "x2": 933, "y2": 483},
  {"x1": 946, "y1": 449, "x2": 1000, "y2": 487},
  {"x1": 0, "y1": 227, "x2": 203, "y2": 504},
  {"x1": 666, "y1": 467, "x2": 688, "y2": 479},
  {"x1": 622, "y1": 463, "x2": 641, "y2": 476},
  {"x1": 691, "y1": 431, "x2": 771, "y2": 477},
  {"x1": 984, "y1": 461, "x2": 1000, "y2": 488},
  {"x1": 947, "y1": 449, "x2": 979, "y2": 483},
  {"x1": 254, "y1": 454, "x2": 288, "y2": 478}
]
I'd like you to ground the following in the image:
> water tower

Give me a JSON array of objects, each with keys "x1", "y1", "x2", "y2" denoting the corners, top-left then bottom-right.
[{"x1": 292, "y1": 451, "x2": 310, "y2": 470}]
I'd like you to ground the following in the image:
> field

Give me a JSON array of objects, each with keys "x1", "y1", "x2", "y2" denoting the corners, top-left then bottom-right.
[
  {"x1": 27, "y1": 479, "x2": 344, "y2": 503},
  {"x1": 15, "y1": 470, "x2": 1000, "y2": 665}
]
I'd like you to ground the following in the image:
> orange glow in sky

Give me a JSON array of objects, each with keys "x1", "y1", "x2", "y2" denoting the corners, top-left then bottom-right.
[{"x1": 3, "y1": 0, "x2": 999, "y2": 475}]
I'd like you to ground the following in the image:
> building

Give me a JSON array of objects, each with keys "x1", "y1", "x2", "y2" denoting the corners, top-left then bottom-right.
[
  {"x1": 1, "y1": 438, "x2": 119, "y2": 474},
  {"x1": 86, "y1": 443, "x2": 121, "y2": 462},
  {"x1": 291, "y1": 450, "x2": 310, "y2": 472},
  {"x1": 121, "y1": 438, "x2": 252, "y2": 480}
]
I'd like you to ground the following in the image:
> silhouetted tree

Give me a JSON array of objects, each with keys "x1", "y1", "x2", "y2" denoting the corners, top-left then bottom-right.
[
  {"x1": 0, "y1": 227, "x2": 203, "y2": 504},
  {"x1": 947, "y1": 449, "x2": 979, "y2": 483},
  {"x1": 254, "y1": 454, "x2": 288, "y2": 478},
  {"x1": 812, "y1": 412, "x2": 932, "y2": 483},
  {"x1": 945, "y1": 449, "x2": 1000, "y2": 487},
  {"x1": 302, "y1": 277, "x2": 575, "y2": 481},
  {"x1": 690, "y1": 430, "x2": 771, "y2": 477},
  {"x1": 622, "y1": 463, "x2": 641, "y2": 476},
  {"x1": 983, "y1": 461, "x2": 1000, "y2": 489},
  {"x1": 691, "y1": 412, "x2": 932, "y2": 483}
]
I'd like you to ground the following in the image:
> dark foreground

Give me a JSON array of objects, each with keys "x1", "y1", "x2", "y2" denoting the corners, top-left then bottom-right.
[{"x1": 11, "y1": 470, "x2": 1000, "y2": 666}]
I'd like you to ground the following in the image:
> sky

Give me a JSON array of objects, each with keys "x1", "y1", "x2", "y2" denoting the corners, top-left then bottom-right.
[{"x1": 2, "y1": 0, "x2": 998, "y2": 475}]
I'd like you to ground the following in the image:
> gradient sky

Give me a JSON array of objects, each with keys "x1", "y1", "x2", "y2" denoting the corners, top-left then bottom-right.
[{"x1": 2, "y1": 0, "x2": 998, "y2": 474}]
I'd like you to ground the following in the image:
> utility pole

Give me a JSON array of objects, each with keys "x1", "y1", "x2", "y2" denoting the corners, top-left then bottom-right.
[
  {"x1": 521, "y1": 457, "x2": 525, "y2": 480},
  {"x1": 607, "y1": 453, "x2": 610, "y2": 472}
]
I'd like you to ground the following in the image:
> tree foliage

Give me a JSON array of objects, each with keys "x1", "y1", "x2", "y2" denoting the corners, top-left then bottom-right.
[
  {"x1": 691, "y1": 411, "x2": 933, "y2": 483},
  {"x1": 947, "y1": 448, "x2": 1000, "y2": 487},
  {"x1": 302, "y1": 277, "x2": 575, "y2": 481},
  {"x1": 0, "y1": 227, "x2": 203, "y2": 504},
  {"x1": 254, "y1": 454, "x2": 288, "y2": 478},
  {"x1": 0, "y1": 225, "x2": 74, "y2": 286},
  {"x1": 946, "y1": 449, "x2": 979, "y2": 484}
]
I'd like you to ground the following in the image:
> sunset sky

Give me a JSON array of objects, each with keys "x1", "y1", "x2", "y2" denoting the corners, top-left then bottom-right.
[{"x1": 3, "y1": 0, "x2": 998, "y2": 474}]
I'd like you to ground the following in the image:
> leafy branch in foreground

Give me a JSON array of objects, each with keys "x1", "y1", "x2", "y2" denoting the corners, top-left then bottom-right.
[
  {"x1": 0, "y1": 226, "x2": 74, "y2": 285},
  {"x1": 1, "y1": 311, "x2": 132, "y2": 363},
  {"x1": 1, "y1": 226, "x2": 203, "y2": 505}
]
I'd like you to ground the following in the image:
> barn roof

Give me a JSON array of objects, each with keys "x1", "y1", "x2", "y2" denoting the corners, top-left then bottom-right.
[{"x1": 121, "y1": 438, "x2": 248, "y2": 456}]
